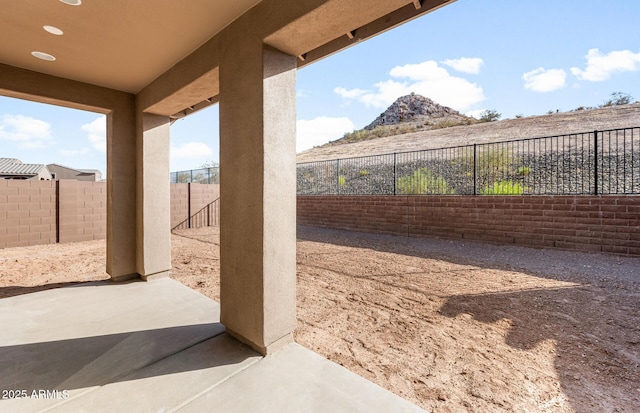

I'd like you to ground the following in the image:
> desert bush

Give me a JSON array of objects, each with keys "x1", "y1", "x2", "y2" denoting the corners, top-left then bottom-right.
[
  {"x1": 518, "y1": 166, "x2": 531, "y2": 176},
  {"x1": 478, "y1": 109, "x2": 501, "y2": 123},
  {"x1": 397, "y1": 168, "x2": 455, "y2": 195},
  {"x1": 480, "y1": 180, "x2": 524, "y2": 195},
  {"x1": 601, "y1": 92, "x2": 633, "y2": 107}
]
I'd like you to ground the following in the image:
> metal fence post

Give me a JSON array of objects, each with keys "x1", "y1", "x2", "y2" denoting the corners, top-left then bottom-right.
[
  {"x1": 55, "y1": 180, "x2": 60, "y2": 243},
  {"x1": 393, "y1": 152, "x2": 397, "y2": 195},
  {"x1": 187, "y1": 182, "x2": 191, "y2": 229},
  {"x1": 594, "y1": 130, "x2": 598, "y2": 195},
  {"x1": 336, "y1": 159, "x2": 340, "y2": 195},
  {"x1": 473, "y1": 144, "x2": 477, "y2": 195}
]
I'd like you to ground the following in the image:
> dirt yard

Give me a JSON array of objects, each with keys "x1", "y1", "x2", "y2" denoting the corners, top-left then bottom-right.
[{"x1": 1, "y1": 226, "x2": 639, "y2": 412}]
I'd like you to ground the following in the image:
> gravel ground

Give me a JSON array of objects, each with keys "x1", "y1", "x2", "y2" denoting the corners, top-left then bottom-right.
[{"x1": 1, "y1": 226, "x2": 639, "y2": 412}]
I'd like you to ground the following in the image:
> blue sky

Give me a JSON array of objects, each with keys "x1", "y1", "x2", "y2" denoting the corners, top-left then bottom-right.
[{"x1": 1, "y1": 0, "x2": 639, "y2": 176}]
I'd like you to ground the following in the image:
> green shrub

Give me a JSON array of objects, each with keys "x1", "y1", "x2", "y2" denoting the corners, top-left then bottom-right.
[
  {"x1": 478, "y1": 109, "x2": 501, "y2": 122},
  {"x1": 480, "y1": 180, "x2": 524, "y2": 195},
  {"x1": 359, "y1": 170, "x2": 369, "y2": 177},
  {"x1": 338, "y1": 175, "x2": 346, "y2": 186},
  {"x1": 518, "y1": 166, "x2": 531, "y2": 176},
  {"x1": 600, "y1": 91, "x2": 633, "y2": 107},
  {"x1": 397, "y1": 168, "x2": 455, "y2": 195}
]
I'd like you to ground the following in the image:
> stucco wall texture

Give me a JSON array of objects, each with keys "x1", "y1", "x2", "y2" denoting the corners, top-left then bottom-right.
[{"x1": 0, "y1": 181, "x2": 219, "y2": 249}]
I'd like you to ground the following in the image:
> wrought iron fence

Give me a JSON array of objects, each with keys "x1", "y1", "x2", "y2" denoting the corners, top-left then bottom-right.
[
  {"x1": 172, "y1": 198, "x2": 220, "y2": 230},
  {"x1": 296, "y1": 127, "x2": 640, "y2": 195},
  {"x1": 170, "y1": 167, "x2": 219, "y2": 184}
]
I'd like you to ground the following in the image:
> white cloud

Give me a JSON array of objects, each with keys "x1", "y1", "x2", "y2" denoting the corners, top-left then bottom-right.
[
  {"x1": 359, "y1": 80, "x2": 411, "y2": 109},
  {"x1": 297, "y1": 116, "x2": 355, "y2": 152},
  {"x1": 60, "y1": 147, "x2": 90, "y2": 156},
  {"x1": 522, "y1": 67, "x2": 567, "y2": 92},
  {"x1": 441, "y1": 57, "x2": 483, "y2": 74},
  {"x1": 334, "y1": 60, "x2": 485, "y2": 111},
  {"x1": 0, "y1": 115, "x2": 54, "y2": 149},
  {"x1": 465, "y1": 109, "x2": 486, "y2": 119},
  {"x1": 18, "y1": 141, "x2": 48, "y2": 150},
  {"x1": 571, "y1": 48, "x2": 640, "y2": 81},
  {"x1": 81, "y1": 116, "x2": 106, "y2": 153},
  {"x1": 171, "y1": 142, "x2": 213, "y2": 159},
  {"x1": 334, "y1": 87, "x2": 367, "y2": 99}
]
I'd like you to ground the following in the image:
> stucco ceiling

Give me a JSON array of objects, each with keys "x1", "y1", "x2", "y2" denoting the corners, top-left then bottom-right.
[{"x1": 0, "y1": 0, "x2": 262, "y2": 93}]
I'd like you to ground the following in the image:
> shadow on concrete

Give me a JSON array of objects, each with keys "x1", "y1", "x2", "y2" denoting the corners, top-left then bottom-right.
[
  {"x1": 0, "y1": 280, "x2": 109, "y2": 300},
  {"x1": 0, "y1": 323, "x2": 252, "y2": 393}
]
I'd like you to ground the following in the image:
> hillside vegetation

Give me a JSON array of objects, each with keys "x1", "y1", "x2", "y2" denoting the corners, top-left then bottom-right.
[
  {"x1": 297, "y1": 94, "x2": 640, "y2": 163},
  {"x1": 322, "y1": 93, "x2": 496, "y2": 147}
]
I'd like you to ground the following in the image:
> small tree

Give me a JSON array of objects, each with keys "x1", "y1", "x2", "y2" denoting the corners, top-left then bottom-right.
[
  {"x1": 601, "y1": 92, "x2": 633, "y2": 107},
  {"x1": 200, "y1": 161, "x2": 219, "y2": 184},
  {"x1": 478, "y1": 109, "x2": 501, "y2": 123},
  {"x1": 201, "y1": 160, "x2": 219, "y2": 168}
]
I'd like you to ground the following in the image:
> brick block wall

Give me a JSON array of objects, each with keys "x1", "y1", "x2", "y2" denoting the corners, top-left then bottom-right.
[
  {"x1": 297, "y1": 195, "x2": 640, "y2": 256},
  {"x1": 58, "y1": 181, "x2": 107, "y2": 243},
  {"x1": 189, "y1": 183, "x2": 220, "y2": 215},
  {"x1": 1, "y1": 181, "x2": 220, "y2": 249},
  {"x1": 0, "y1": 180, "x2": 57, "y2": 249},
  {"x1": 170, "y1": 183, "x2": 189, "y2": 229},
  {"x1": 170, "y1": 183, "x2": 220, "y2": 229}
]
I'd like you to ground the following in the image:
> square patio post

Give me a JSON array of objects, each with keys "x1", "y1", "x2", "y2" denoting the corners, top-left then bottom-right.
[
  {"x1": 136, "y1": 113, "x2": 171, "y2": 280},
  {"x1": 106, "y1": 99, "x2": 138, "y2": 281},
  {"x1": 219, "y1": 43, "x2": 297, "y2": 355}
]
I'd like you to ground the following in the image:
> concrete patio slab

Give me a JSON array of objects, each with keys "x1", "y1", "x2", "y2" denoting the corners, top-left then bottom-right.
[
  {"x1": 179, "y1": 342, "x2": 426, "y2": 413},
  {"x1": 0, "y1": 278, "x2": 426, "y2": 412}
]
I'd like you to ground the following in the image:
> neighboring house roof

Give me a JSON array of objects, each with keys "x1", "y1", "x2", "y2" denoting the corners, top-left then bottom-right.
[
  {"x1": 78, "y1": 169, "x2": 101, "y2": 174},
  {"x1": 48, "y1": 163, "x2": 98, "y2": 175},
  {"x1": 0, "y1": 158, "x2": 47, "y2": 176},
  {"x1": 47, "y1": 164, "x2": 102, "y2": 181}
]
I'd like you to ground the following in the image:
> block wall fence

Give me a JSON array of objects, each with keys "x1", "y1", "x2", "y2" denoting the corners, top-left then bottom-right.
[
  {"x1": 0, "y1": 181, "x2": 219, "y2": 249},
  {"x1": 170, "y1": 183, "x2": 220, "y2": 229},
  {"x1": 297, "y1": 195, "x2": 640, "y2": 257},
  {"x1": 3, "y1": 180, "x2": 639, "y2": 256}
]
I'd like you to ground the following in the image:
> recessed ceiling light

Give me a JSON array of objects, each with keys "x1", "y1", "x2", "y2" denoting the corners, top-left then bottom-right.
[
  {"x1": 43, "y1": 25, "x2": 64, "y2": 35},
  {"x1": 32, "y1": 51, "x2": 56, "y2": 61},
  {"x1": 59, "y1": 0, "x2": 82, "y2": 5}
]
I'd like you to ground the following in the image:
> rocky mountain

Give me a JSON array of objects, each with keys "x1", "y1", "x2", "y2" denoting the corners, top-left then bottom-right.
[
  {"x1": 364, "y1": 93, "x2": 473, "y2": 130},
  {"x1": 297, "y1": 103, "x2": 640, "y2": 163},
  {"x1": 322, "y1": 93, "x2": 477, "y2": 147}
]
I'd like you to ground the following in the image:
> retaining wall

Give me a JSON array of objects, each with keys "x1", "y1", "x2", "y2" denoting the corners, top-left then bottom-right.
[{"x1": 297, "y1": 195, "x2": 640, "y2": 256}]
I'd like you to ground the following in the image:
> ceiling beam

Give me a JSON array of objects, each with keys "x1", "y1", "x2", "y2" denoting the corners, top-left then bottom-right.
[
  {"x1": 298, "y1": 0, "x2": 455, "y2": 69},
  {"x1": 0, "y1": 63, "x2": 130, "y2": 114}
]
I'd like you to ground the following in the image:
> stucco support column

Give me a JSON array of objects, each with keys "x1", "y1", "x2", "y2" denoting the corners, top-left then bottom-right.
[
  {"x1": 219, "y1": 43, "x2": 297, "y2": 355},
  {"x1": 136, "y1": 113, "x2": 171, "y2": 280},
  {"x1": 106, "y1": 101, "x2": 138, "y2": 281}
]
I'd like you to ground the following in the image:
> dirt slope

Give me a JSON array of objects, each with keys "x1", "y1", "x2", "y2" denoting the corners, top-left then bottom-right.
[{"x1": 297, "y1": 103, "x2": 640, "y2": 163}]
